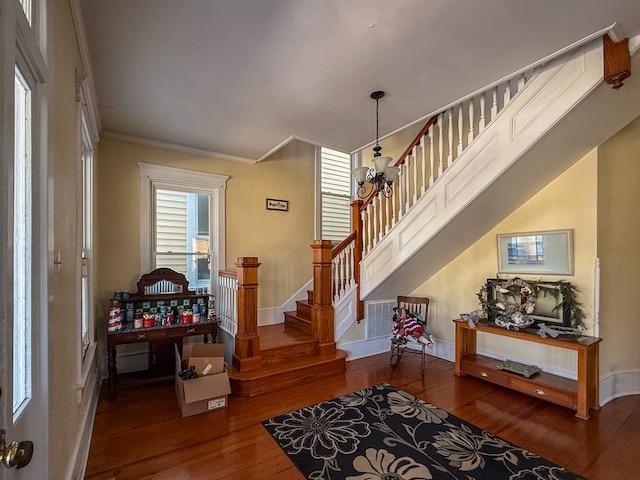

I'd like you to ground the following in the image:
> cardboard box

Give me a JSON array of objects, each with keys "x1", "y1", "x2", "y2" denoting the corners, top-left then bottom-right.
[{"x1": 175, "y1": 343, "x2": 231, "y2": 417}]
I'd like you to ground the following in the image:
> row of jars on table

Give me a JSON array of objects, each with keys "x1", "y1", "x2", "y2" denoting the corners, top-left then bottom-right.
[
  {"x1": 108, "y1": 299, "x2": 215, "y2": 332},
  {"x1": 137, "y1": 304, "x2": 207, "y2": 328}
]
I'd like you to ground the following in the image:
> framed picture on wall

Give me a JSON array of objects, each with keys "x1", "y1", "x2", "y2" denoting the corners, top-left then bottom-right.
[
  {"x1": 266, "y1": 198, "x2": 289, "y2": 211},
  {"x1": 496, "y1": 229, "x2": 574, "y2": 275}
]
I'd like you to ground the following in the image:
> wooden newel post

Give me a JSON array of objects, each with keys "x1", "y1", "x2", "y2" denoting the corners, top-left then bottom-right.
[
  {"x1": 311, "y1": 240, "x2": 336, "y2": 355},
  {"x1": 232, "y1": 257, "x2": 263, "y2": 372},
  {"x1": 603, "y1": 35, "x2": 631, "y2": 90}
]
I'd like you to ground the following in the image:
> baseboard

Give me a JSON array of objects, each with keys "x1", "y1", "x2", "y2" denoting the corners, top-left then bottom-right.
[
  {"x1": 599, "y1": 369, "x2": 640, "y2": 405},
  {"x1": 257, "y1": 306, "x2": 286, "y2": 326},
  {"x1": 65, "y1": 363, "x2": 101, "y2": 480},
  {"x1": 339, "y1": 336, "x2": 390, "y2": 360},
  {"x1": 257, "y1": 279, "x2": 312, "y2": 327},
  {"x1": 339, "y1": 335, "x2": 455, "y2": 363}
]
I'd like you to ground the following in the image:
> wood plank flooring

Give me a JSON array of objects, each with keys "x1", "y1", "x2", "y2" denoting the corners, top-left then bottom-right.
[{"x1": 85, "y1": 352, "x2": 640, "y2": 479}]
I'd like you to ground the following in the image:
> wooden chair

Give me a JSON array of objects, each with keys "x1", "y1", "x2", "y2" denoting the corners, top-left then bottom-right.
[{"x1": 390, "y1": 295, "x2": 430, "y2": 374}]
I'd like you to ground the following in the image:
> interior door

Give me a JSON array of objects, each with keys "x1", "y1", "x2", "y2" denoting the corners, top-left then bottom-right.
[{"x1": 0, "y1": 1, "x2": 49, "y2": 477}]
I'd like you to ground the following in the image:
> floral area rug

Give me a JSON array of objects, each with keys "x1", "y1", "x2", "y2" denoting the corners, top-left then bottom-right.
[{"x1": 262, "y1": 383, "x2": 584, "y2": 480}]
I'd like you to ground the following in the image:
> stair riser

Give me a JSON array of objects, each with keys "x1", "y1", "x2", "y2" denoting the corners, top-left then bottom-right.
[
  {"x1": 295, "y1": 301, "x2": 312, "y2": 320},
  {"x1": 261, "y1": 342, "x2": 318, "y2": 364},
  {"x1": 230, "y1": 357, "x2": 346, "y2": 397},
  {"x1": 284, "y1": 313, "x2": 312, "y2": 334}
]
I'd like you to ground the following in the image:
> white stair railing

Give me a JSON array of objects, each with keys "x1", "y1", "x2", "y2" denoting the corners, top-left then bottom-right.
[
  {"x1": 332, "y1": 234, "x2": 357, "y2": 305},
  {"x1": 360, "y1": 69, "x2": 538, "y2": 257},
  {"x1": 217, "y1": 270, "x2": 238, "y2": 336}
]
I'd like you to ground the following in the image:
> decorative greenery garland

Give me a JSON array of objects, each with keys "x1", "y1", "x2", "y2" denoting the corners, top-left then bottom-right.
[{"x1": 477, "y1": 277, "x2": 585, "y2": 328}]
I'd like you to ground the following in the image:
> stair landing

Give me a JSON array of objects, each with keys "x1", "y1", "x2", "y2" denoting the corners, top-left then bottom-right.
[{"x1": 227, "y1": 323, "x2": 347, "y2": 397}]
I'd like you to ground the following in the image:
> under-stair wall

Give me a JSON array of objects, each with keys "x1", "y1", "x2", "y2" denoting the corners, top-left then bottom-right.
[{"x1": 359, "y1": 37, "x2": 640, "y2": 300}]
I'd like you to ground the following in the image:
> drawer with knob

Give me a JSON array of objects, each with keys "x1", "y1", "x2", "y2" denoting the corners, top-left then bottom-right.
[
  {"x1": 460, "y1": 359, "x2": 510, "y2": 387},
  {"x1": 509, "y1": 377, "x2": 576, "y2": 409}
]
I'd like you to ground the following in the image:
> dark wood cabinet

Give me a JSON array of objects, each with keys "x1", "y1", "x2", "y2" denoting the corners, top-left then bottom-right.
[{"x1": 106, "y1": 268, "x2": 218, "y2": 400}]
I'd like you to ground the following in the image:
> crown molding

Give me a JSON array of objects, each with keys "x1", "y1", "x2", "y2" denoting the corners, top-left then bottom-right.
[
  {"x1": 103, "y1": 131, "x2": 259, "y2": 164},
  {"x1": 70, "y1": 0, "x2": 102, "y2": 139},
  {"x1": 255, "y1": 135, "x2": 331, "y2": 162}
]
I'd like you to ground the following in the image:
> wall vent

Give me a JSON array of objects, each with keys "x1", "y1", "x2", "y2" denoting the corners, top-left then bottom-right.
[{"x1": 365, "y1": 300, "x2": 396, "y2": 339}]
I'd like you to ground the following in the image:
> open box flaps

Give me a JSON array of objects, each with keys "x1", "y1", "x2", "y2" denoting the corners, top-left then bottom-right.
[
  {"x1": 175, "y1": 343, "x2": 230, "y2": 417},
  {"x1": 183, "y1": 343, "x2": 226, "y2": 375}
]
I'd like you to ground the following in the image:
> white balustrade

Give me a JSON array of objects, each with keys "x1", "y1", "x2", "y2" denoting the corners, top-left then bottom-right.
[
  {"x1": 332, "y1": 238, "x2": 357, "y2": 304},
  {"x1": 217, "y1": 273, "x2": 238, "y2": 336},
  {"x1": 358, "y1": 67, "x2": 536, "y2": 261}
]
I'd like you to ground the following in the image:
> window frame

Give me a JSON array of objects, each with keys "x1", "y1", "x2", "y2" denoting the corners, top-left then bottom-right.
[
  {"x1": 76, "y1": 72, "x2": 98, "y2": 391},
  {"x1": 138, "y1": 162, "x2": 228, "y2": 295},
  {"x1": 316, "y1": 146, "x2": 353, "y2": 242}
]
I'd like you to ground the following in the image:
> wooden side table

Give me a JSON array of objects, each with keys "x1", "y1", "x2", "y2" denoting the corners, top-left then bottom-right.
[{"x1": 453, "y1": 319, "x2": 601, "y2": 420}]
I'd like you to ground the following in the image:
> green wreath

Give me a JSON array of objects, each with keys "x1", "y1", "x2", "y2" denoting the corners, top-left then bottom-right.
[{"x1": 477, "y1": 277, "x2": 585, "y2": 328}]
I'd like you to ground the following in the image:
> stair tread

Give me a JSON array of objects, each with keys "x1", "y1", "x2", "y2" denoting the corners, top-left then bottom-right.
[
  {"x1": 257, "y1": 323, "x2": 315, "y2": 350},
  {"x1": 228, "y1": 349, "x2": 347, "y2": 381}
]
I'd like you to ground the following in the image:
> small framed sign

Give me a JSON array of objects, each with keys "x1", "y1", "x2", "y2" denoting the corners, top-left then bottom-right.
[{"x1": 266, "y1": 198, "x2": 289, "y2": 211}]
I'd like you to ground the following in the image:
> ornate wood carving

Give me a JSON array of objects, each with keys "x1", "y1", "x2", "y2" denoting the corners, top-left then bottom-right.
[{"x1": 133, "y1": 267, "x2": 191, "y2": 296}]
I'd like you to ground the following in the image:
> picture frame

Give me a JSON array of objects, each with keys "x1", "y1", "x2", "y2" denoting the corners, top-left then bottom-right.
[
  {"x1": 497, "y1": 229, "x2": 574, "y2": 275},
  {"x1": 266, "y1": 198, "x2": 289, "y2": 211}
]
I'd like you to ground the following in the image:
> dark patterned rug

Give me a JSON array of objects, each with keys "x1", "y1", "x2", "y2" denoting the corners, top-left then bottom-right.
[{"x1": 262, "y1": 383, "x2": 585, "y2": 480}]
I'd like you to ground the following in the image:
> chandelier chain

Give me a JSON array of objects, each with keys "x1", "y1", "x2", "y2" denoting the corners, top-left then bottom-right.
[{"x1": 375, "y1": 97, "x2": 380, "y2": 149}]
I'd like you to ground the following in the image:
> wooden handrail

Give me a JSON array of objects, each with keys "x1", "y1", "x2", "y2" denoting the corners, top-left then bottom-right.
[
  {"x1": 332, "y1": 231, "x2": 356, "y2": 258},
  {"x1": 218, "y1": 270, "x2": 237, "y2": 279}
]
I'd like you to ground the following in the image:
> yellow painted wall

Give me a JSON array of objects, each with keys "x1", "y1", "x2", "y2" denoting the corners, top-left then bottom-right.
[
  {"x1": 50, "y1": 0, "x2": 91, "y2": 476},
  {"x1": 597, "y1": 117, "x2": 640, "y2": 376},
  {"x1": 95, "y1": 137, "x2": 316, "y2": 323},
  {"x1": 414, "y1": 150, "x2": 598, "y2": 373}
]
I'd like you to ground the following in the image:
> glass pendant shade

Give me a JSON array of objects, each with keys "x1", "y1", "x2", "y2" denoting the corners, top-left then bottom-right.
[
  {"x1": 352, "y1": 90, "x2": 396, "y2": 198},
  {"x1": 385, "y1": 166, "x2": 400, "y2": 184},
  {"x1": 352, "y1": 166, "x2": 369, "y2": 184},
  {"x1": 372, "y1": 156, "x2": 392, "y2": 175}
]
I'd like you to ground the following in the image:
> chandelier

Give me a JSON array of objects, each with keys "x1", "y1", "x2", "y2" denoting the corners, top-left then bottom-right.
[{"x1": 352, "y1": 91, "x2": 399, "y2": 198}]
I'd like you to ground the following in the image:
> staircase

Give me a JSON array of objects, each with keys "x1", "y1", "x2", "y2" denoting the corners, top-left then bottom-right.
[
  {"x1": 227, "y1": 33, "x2": 638, "y2": 396},
  {"x1": 228, "y1": 324, "x2": 347, "y2": 397},
  {"x1": 226, "y1": 248, "x2": 347, "y2": 397},
  {"x1": 283, "y1": 290, "x2": 313, "y2": 334},
  {"x1": 358, "y1": 35, "x2": 640, "y2": 300}
]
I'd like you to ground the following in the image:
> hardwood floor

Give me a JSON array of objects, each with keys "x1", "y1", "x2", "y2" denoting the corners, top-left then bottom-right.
[{"x1": 85, "y1": 352, "x2": 640, "y2": 479}]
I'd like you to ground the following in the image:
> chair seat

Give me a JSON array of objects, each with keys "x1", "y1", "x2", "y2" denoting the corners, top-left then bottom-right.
[{"x1": 390, "y1": 295, "x2": 430, "y2": 374}]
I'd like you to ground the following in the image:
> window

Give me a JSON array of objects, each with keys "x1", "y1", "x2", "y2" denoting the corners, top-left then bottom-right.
[
  {"x1": 154, "y1": 189, "x2": 211, "y2": 289},
  {"x1": 75, "y1": 71, "x2": 99, "y2": 389},
  {"x1": 320, "y1": 147, "x2": 352, "y2": 242},
  {"x1": 14, "y1": 65, "x2": 33, "y2": 414},
  {"x1": 138, "y1": 163, "x2": 228, "y2": 295},
  {"x1": 80, "y1": 110, "x2": 94, "y2": 363}
]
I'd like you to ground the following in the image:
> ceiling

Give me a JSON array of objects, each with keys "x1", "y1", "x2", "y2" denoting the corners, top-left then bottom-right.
[{"x1": 80, "y1": 0, "x2": 640, "y2": 163}]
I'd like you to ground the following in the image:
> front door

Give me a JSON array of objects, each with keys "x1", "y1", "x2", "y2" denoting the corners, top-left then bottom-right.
[{"x1": 0, "y1": 1, "x2": 49, "y2": 477}]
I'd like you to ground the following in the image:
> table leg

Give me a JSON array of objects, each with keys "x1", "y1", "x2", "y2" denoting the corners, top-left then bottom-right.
[{"x1": 107, "y1": 347, "x2": 117, "y2": 400}]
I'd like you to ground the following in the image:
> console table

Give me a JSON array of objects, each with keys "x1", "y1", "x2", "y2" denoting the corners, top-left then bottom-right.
[
  {"x1": 453, "y1": 319, "x2": 602, "y2": 420},
  {"x1": 106, "y1": 320, "x2": 218, "y2": 400},
  {"x1": 106, "y1": 268, "x2": 218, "y2": 400}
]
